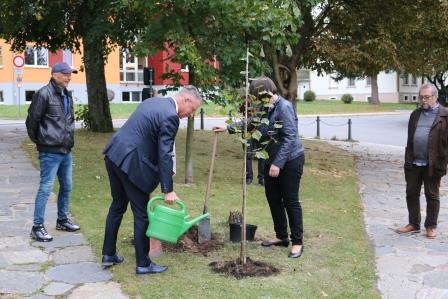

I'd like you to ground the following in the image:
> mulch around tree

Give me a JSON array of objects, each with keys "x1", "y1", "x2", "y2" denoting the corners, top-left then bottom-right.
[
  {"x1": 163, "y1": 226, "x2": 225, "y2": 256},
  {"x1": 209, "y1": 257, "x2": 280, "y2": 279}
]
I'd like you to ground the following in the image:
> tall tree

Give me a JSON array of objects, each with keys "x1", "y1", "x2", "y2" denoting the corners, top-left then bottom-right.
[
  {"x1": 134, "y1": 0, "x2": 297, "y2": 183},
  {"x1": 397, "y1": 0, "x2": 448, "y2": 104},
  {"x1": 313, "y1": 1, "x2": 411, "y2": 104},
  {"x1": 0, "y1": 0, "x2": 143, "y2": 132}
]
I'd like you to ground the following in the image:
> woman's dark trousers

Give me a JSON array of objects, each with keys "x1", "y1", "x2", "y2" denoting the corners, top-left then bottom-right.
[{"x1": 264, "y1": 155, "x2": 304, "y2": 245}]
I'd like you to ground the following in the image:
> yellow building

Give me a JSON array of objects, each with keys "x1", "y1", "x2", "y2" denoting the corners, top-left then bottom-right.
[{"x1": 0, "y1": 39, "x2": 184, "y2": 105}]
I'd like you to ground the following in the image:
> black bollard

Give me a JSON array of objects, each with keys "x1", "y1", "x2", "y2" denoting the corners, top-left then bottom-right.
[
  {"x1": 348, "y1": 118, "x2": 352, "y2": 141},
  {"x1": 316, "y1": 116, "x2": 320, "y2": 139},
  {"x1": 200, "y1": 108, "x2": 204, "y2": 130}
]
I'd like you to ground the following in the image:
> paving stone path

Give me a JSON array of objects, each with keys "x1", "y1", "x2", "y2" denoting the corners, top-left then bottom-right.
[
  {"x1": 0, "y1": 126, "x2": 128, "y2": 299},
  {"x1": 334, "y1": 141, "x2": 448, "y2": 299}
]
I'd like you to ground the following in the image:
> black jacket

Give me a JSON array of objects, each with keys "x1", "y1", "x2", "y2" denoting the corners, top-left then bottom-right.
[
  {"x1": 229, "y1": 96, "x2": 304, "y2": 168},
  {"x1": 26, "y1": 79, "x2": 75, "y2": 154}
]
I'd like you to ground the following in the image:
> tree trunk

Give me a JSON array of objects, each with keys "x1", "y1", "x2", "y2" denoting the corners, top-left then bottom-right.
[
  {"x1": 370, "y1": 73, "x2": 380, "y2": 105},
  {"x1": 184, "y1": 116, "x2": 194, "y2": 183},
  {"x1": 82, "y1": 39, "x2": 114, "y2": 132}
]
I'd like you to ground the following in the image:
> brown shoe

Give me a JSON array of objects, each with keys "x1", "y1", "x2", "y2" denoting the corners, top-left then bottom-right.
[
  {"x1": 396, "y1": 224, "x2": 420, "y2": 234},
  {"x1": 426, "y1": 228, "x2": 437, "y2": 239}
]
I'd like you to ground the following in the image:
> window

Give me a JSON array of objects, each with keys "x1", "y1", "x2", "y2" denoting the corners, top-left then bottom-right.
[
  {"x1": 180, "y1": 64, "x2": 189, "y2": 72},
  {"x1": 25, "y1": 90, "x2": 36, "y2": 103},
  {"x1": 404, "y1": 95, "x2": 409, "y2": 101},
  {"x1": 0, "y1": 47, "x2": 3, "y2": 66},
  {"x1": 366, "y1": 77, "x2": 372, "y2": 86},
  {"x1": 62, "y1": 49, "x2": 73, "y2": 66},
  {"x1": 0, "y1": 91, "x2": 4, "y2": 103},
  {"x1": 122, "y1": 91, "x2": 141, "y2": 102},
  {"x1": 24, "y1": 46, "x2": 48, "y2": 67},
  {"x1": 348, "y1": 77, "x2": 356, "y2": 87},
  {"x1": 412, "y1": 95, "x2": 418, "y2": 102},
  {"x1": 411, "y1": 75, "x2": 417, "y2": 85},
  {"x1": 119, "y1": 49, "x2": 146, "y2": 82},
  {"x1": 421, "y1": 77, "x2": 425, "y2": 85},
  {"x1": 403, "y1": 73, "x2": 409, "y2": 85}
]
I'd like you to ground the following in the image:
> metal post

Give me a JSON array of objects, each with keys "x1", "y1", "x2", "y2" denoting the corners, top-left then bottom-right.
[
  {"x1": 348, "y1": 118, "x2": 352, "y2": 141},
  {"x1": 200, "y1": 108, "x2": 204, "y2": 130},
  {"x1": 316, "y1": 116, "x2": 320, "y2": 139}
]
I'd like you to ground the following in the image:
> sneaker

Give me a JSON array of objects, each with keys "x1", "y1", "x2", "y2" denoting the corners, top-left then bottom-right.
[
  {"x1": 56, "y1": 218, "x2": 80, "y2": 232},
  {"x1": 30, "y1": 224, "x2": 53, "y2": 242}
]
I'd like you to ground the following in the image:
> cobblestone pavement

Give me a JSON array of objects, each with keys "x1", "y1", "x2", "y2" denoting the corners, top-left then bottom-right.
[
  {"x1": 0, "y1": 126, "x2": 128, "y2": 299},
  {"x1": 333, "y1": 141, "x2": 448, "y2": 299}
]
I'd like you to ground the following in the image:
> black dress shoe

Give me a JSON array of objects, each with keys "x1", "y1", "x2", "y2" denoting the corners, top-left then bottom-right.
[
  {"x1": 56, "y1": 218, "x2": 80, "y2": 232},
  {"x1": 258, "y1": 178, "x2": 265, "y2": 186},
  {"x1": 136, "y1": 263, "x2": 168, "y2": 275},
  {"x1": 102, "y1": 254, "x2": 124, "y2": 267},
  {"x1": 288, "y1": 245, "x2": 304, "y2": 258},
  {"x1": 261, "y1": 239, "x2": 289, "y2": 247}
]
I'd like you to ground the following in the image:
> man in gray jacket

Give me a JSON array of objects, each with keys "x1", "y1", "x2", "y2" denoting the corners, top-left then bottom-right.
[{"x1": 26, "y1": 62, "x2": 80, "y2": 242}]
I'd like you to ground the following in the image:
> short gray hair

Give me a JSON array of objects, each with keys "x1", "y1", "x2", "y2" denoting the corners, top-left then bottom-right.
[
  {"x1": 419, "y1": 83, "x2": 438, "y2": 99},
  {"x1": 178, "y1": 85, "x2": 202, "y2": 103}
]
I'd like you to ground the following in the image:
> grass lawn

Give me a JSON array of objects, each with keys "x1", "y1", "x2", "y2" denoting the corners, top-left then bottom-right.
[
  {"x1": 297, "y1": 100, "x2": 415, "y2": 115},
  {"x1": 24, "y1": 130, "x2": 378, "y2": 298},
  {"x1": 2, "y1": 100, "x2": 414, "y2": 119}
]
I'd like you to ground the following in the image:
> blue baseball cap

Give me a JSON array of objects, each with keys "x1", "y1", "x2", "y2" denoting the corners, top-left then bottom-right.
[{"x1": 51, "y1": 62, "x2": 78, "y2": 74}]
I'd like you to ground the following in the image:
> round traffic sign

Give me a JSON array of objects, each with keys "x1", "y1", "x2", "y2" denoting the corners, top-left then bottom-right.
[{"x1": 13, "y1": 55, "x2": 25, "y2": 68}]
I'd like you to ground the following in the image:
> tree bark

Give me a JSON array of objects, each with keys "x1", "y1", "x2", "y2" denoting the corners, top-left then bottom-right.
[
  {"x1": 370, "y1": 73, "x2": 380, "y2": 104},
  {"x1": 184, "y1": 116, "x2": 194, "y2": 183},
  {"x1": 82, "y1": 39, "x2": 114, "y2": 132}
]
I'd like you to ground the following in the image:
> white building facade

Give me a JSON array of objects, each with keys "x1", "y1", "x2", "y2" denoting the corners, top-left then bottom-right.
[{"x1": 298, "y1": 69, "x2": 425, "y2": 103}]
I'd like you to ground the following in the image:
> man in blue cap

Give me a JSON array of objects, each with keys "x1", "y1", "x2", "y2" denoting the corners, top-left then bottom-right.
[{"x1": 26, "y1": 62, "x2": 80, "y2": 242}]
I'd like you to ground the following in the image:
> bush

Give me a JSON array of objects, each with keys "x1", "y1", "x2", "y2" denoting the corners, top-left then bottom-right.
[
  {"x1": 74, "y1": 104, "x2": 91, "y2": 129},
  {"x1": 303, "y1": 90, "x2": 316, "y2": 102},
  {"x1": 341, "y1": 94, "x2": 354, "y2": 104}
]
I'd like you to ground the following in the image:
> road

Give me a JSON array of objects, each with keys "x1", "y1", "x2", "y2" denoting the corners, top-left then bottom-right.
[
  {"x1": 175, "y1": 112, "x2": 412, "y2": 147},
  {"x1": 0, "y1": 111, "x2": 411, "y2": 147}
]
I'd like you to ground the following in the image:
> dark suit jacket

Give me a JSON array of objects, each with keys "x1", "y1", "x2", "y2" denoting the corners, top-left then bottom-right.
[{"x1": 104, "y1": 97, "x2": 179, "y2": 194}]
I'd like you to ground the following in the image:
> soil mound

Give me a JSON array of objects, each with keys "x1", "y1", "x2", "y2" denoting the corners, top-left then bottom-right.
[
  {"x1": 164, "y1": 226, "x2": 224, "y2": 256},
  {"x1": 209, "y1": 257, "x2": 280, "y2": 279}
]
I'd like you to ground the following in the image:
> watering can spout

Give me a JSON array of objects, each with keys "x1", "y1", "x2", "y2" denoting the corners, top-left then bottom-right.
[{"x1": 181, "y1": 213, "x2": 210, "y2": 235}]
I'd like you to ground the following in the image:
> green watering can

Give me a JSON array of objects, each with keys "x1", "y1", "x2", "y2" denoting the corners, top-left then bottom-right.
[{"x1": 146, "y1": 195, "x2": 210, "y2": 244}]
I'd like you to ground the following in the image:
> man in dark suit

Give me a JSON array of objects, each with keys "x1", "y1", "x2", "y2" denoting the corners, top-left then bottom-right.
[{"x1": 101, "y1": 86, "x2": 202, "y2": 275}]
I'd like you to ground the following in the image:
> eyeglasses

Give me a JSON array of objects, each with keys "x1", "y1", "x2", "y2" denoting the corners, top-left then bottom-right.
[{"x1": 419, "y1": 95, "x2": 433, "y2": 100}]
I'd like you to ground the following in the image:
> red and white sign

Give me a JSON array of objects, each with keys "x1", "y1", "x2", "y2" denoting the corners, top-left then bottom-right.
[{"x1": 13, "y1": 55, "x2": 25, "y2": 68}]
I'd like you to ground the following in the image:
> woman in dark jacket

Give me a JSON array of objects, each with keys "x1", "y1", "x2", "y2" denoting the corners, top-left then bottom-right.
[{"x1": 214, "y1": 77, "x2": 305, "y2": 258}]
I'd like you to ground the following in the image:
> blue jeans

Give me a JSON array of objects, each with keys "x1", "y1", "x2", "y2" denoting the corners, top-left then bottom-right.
[{"x1": 33, "y1": 152, "x2": 73, "y2": 226}]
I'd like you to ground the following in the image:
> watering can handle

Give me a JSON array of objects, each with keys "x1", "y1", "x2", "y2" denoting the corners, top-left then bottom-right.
[{"x1": 148, "y1": 195, "x2": 185, "y2": 212}]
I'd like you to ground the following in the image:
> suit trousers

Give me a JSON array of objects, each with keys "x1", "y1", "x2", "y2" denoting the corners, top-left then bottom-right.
[
  {"x1": 264, "y1": 155, "x2": 304, "y2": 245},
  {"x1": 102, "y1": 157, "x2": 152, "y2": 267},
  {"x1": 405, "y1": 164, "x2": 441, "y2": 229}
]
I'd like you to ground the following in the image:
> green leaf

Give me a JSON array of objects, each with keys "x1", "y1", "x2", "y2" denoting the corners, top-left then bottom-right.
[
  {"x1": 274, "y1": 123, "x2": 283, "y2": 129},
  {"x1": 251, "y1": 130, "x2": 262, "y2": 141},
  {"x1": 255, "y1": 150, "x2": 269, "y2": 160},
  {"x1": 239, "y1": 137, "x2": 249, "y2": 146},
  {"x1": 261, "y1": 118, "x2": 270, "y2": 125},
  {"x1": 286, "y1": 44, "x2": 292, "y2": 57}
]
